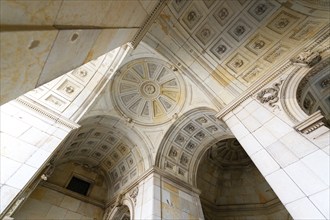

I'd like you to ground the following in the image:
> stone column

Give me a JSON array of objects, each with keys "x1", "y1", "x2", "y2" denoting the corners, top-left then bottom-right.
[
  {"x1": 220, "y1": 97, "x2": 329, "y2": 219},
  {"x1": 0, "y1": 99, "x2": 79, "y2": 216},
  {"x1": 134, "y1": 169, "x2": 204, "y2": 220}
]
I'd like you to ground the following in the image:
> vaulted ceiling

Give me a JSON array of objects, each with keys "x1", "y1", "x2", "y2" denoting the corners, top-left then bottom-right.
[
  {"x1": 1, "y1": 0, "x2": 329, "y2": 209},
  {"x1": 144, "y1": 0, "x2": 329, "y2": 107}
]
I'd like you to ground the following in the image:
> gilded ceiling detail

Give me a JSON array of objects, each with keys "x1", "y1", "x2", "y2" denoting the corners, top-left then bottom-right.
[{"x1": 112, "y1": 58, "x2": 185, "y2": 125}]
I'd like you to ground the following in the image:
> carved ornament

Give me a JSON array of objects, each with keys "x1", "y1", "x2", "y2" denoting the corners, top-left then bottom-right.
[
  {"x1": 256, "y1": 80, "x2": 283, "y2": 108},
  {"x1": 129, "y1": 187, "x2": 139, "y2": 205},
  {"x1": 291, "y1": 50, "x2": 322, "y2": 67},
  {"x1": 294, "y1": 110, "x2": 325, "y2": 134}
]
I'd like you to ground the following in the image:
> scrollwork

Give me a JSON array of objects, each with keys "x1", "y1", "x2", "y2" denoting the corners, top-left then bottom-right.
[{"x1": 257, "y1": 79, "x2": 283, "y2": 109}]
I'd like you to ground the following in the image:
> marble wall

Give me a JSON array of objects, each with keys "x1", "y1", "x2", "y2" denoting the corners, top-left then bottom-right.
[
  {"x1": 0, "y1": 0, "x2": 161, "y2": 104},
  {"x1": 0, "y1": 99, "x2": 79, "y2": 215},
  {"x1": 134, "y1": 172, "x2": 204, "y2": 220},
  {"x1": 222, "y1": 97, "x2": 329, "y2": 219}
]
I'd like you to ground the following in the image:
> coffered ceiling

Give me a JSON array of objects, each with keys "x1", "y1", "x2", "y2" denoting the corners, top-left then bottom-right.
[
  {"x1": 145, "y1": 0, "x2": 329, "y2": 106},
  {"x1": 55, "y1": 115, "x2": 151, "y2": 196}
]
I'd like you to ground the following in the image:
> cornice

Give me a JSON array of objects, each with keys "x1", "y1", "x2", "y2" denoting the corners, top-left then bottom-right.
[
  {"x1": 215, "y1": 61, "x2": 293, "y2": 119},
  {"x1": 128, "y1": 0, "x2": 169, "y2": 49},
  {"x1": 216, "y1": 25, "x2": 330, "y2": 119},
  {"x1": 294, "y1": 110, "x2": 326, "y2": 134},
  {"x1": 15, "y1": 96, "x2": 80, "y2": 130},
  {"x1": 200, "y1": 197, "x2": 284, "y2": 214}
]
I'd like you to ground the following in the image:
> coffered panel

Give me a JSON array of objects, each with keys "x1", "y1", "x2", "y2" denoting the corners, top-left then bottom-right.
[
  {"x1": 247, "y1": 0, "x2": 279, "y2": 23},
  {"x1": 266, "y1": 9, "x2": 302, "y2": 35},
  {"x1": 208, "y1": 37, "x2": 234, "y2": 61},
  {"x1": 148, "y1": 0, "x2": 329, "y2": 105},
  {"x1": 157, "y1": 109, "x2": 232, "y2": 182},
  {"x1": 223, "y1": 50, "x2": 253, "y2": 78},
  {"x1": 180, "y1": 2, "x2": 207, "y2": 33}
]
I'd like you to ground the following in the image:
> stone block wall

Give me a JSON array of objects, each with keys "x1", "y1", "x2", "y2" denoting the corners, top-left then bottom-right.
[
  {"x1": 222, "y1": 97, "x2": 329, "y2": 219},
  {"x1": 0, "y1": 100, "x2": 79, "y2": 215},
  {"x1": 134, "y1": 172, "x2": 204, "y2": 220},
  {"x1": 13, "y1": 185, "x2": 104, "y2": 220}
]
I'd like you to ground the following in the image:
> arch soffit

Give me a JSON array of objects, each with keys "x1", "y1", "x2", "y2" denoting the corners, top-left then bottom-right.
[
  {"x1": 55, "y1": 115, "x2": 152, "y2": 197},
  {"x1": 281, "y1": 55, "x2": 330, "y2": 124},
  {"x1": 282, "y1": 0, "x2": 330, "y2": 18},
  {"x1": 107, "y1": 200, "x2": 134, "y2": 220},
  {"x1": 155, "y1": 107, "x2": 233, "y2": 185}
]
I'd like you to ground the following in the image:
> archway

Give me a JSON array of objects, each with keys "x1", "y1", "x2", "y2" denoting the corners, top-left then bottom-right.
[
  {"x1": 110, "y1": 205, "x2": 131, "y2": 220},
  {"x1": 155, "y1": 107, "x2": 232, "y2": 184},
  {"x1": 196, "y1": 138, "x2": 292, "y2": 220},
  {"x1": 296, "y1": 59, "x2": 330, "y2": 127},
  {"x1": 12, "y1": 115, "x2": 151, "y2": 220}
]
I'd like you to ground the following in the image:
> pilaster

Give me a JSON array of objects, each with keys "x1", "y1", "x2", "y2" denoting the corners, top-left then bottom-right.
[
  {"x1": 220, "y1": 97, "x2": 329, "y2": 219},
  {"x1": 0, "y1": 98, "x2": 80, "y2": 217}
]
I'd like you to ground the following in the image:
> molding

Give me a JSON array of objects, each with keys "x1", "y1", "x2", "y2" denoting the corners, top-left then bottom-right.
[
  {"x1": 72, "y1": 45, "x2": 131, "y2": 122},
  {"x1": 200, "y1": 197, "x2": 284, "y2": 215},
  {"x1": 216, "y1": 61, "x2": 293, "y2": 119},
  {"x1": 294, "y1": 110, "x2": 325, "y2": 134},
  {"x1": 216, "y1": 25, "x2": 330, "y2": 119},
  {"x1": 128, "y1": 0, "x2": 169, "y2": 49},
  {"x1": 281, "y1": 55, "x2": 330, "y2": 124},
  {"x1": 144, "y1": 33, "x2": 224, "y2": 109},
  {"x1": 40, "y1": 182, "x2": 105, "y2": 208},
  {"x1": 15, "y1": 96, "x2": 80, "y2": 130}
]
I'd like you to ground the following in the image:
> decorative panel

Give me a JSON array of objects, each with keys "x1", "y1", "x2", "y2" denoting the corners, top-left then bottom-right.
[
  {"x1": 181, "y1": 3, "x2": 204, "y2": 31},
  {"x1": 213, "y1": 1, "x2": 235, "y2": 27},
  {"x1": 247, "y1": 0, "x2": 277, "y2": 22},
  {"x1": 225, "y1": 52, "x2": 251, "y2": 77},
  {"x1": 264, "y1": 43, "x2": 291, "y2": 63},
  {"x1": 195, "y1": 22, "x2": 217, "y2": 46},
  {"x1": 209, "y1": 37, "x2": 234, "y2": 61},
  {"x1": 227, "y1": 18, "x2": 253, "y2": 43},
  {"x1": 244, "y1": 33, "x2": 274, "y2": 56},
  {"x1": 266, "y1": 10, "x2": 299, "y2": 35},
  {"x1": 112, "y1": 58, "x2": 186, "y2": 125}
]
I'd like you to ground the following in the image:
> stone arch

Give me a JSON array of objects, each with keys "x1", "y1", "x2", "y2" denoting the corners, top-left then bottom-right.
[
  {"x1": 190, "y1": 134, "x2": 235, "y2": 187},
  {"x1": 108, "y1": 204, "x2": 131, "y2": 220},
  {"x1": 155, "y1": 107, "x2": 233, "y2": 185},
  {"x1": 281, "y1": 55, "x2": 330, "y2": 124},
  {"x1": 196, "y1": 138, "x2": 292, "y2": 220},
  {"x1": 46, "y1": 160, "x2": 110, "y2": 202},
  {"x1": 53, "y1": 115, "x2": 152, "y2": 201}
]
